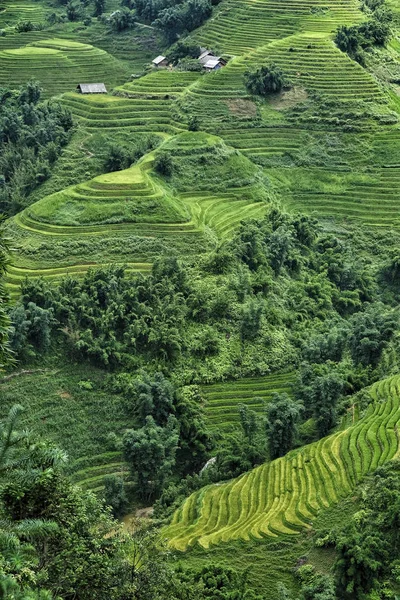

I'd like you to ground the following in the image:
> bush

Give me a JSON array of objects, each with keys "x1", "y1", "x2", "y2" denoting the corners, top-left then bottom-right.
[
  {"x1": 66, "y1": 1, "x2": 83, "y2": 21},
  {"x1": 244, "y1": 64, "x2": 287, "y2": 96},
  {"x1": 154, "y1": 152, "x2": 173, "y2": 176},
  {"x1": 14, "y1": 20, "x2": 35, "y2": 32},
  {"x1": 188, "y1": 115, "x2": 200, "y2": 131},
  {"x1": 177, "y1": 58, "x2": 203, "y2": 72},
  {"x1": 103, "y1": 475, "x2": 129, "y2": 518},
  {"x1": 168, "y1": 41, "x2": 201, "y2": 64},
  {"x1": 108, "y1": 8, "x2": 136, "y2": 31}
]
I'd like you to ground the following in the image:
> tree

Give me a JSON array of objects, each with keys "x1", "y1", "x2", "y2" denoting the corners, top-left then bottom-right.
[
  {"x1": 0, "y1": 218, "x2": 11, "y2": 369},
  {"x1": 9, "y1": 302, "x2": 55, "y2": 357},
  {"x1": 188, "y1": 115, "x2": 200, "y2": 131},
  {"x1": 104, "y1": 143, "x2": 131, "y2": 172},
  {"x1": 175, "y1": 385, "x2": 213, "y2": 473},
  {"x1": 108, "y1": 7, "x2": 136, "y2": 30},
  {"x1": 123, "y1": 416, "x2": 179, "y2": 501},
  {"x1": 335, "y1": 527, "x2": 386, "y2": 599},
  {"x1": 239, "y1": 404, "x2": 259, "y2": 444},
  {"x1": 245, "y1": 63, "x2": 287, "y2": 96},
  {"x1": 185, "y1": 0, "x2": 212, "y2": 30},
  {"x1": 131, "y1": 371, "x2": 176, "y2": 426},
  {"x1": 265, "y1": 393, "x2": 301, "y2": 459},
  {"x1": 152, "y1": 7, "x2": 184, "y2": 43},
  {"x1": 349, "y1": 304, "x2": 397, "y2": 367},
  {"x1": 103, "y1": 474, "x2": 129, "y2": 517},
  {"x1": 309, "y1": 372, "x2": 344, "y2": 438},
  {"x1": 14, "y1": 20, "x2": 35, "y2": 32},
  {"x1": 168, "y1": 40, "x2": 201, "y2": 64},
  {"x1": 19, "y1": 80, "x2": 42, "y2": 105},
  {"x1": 0, "y1": 404, "x2": 26, "y2": 472},
  {"x1": 152, "y1": 0, "x2": 211, "y2": 41},
  {"x1": 66, "y1": 0, "x2": 82, "y2": 21},
  {"x1": 240, "y1": 298, "x2": 264, "y2": 341},
  {"x1": 154, "y1": 151, "x2": 173, "y2": 176},
  {"x1": 93, "y1": 0, "x2": 105, "y2": 16},
  {"x1": 334, "y1": 25, "x2": 360, "y2": 54}
]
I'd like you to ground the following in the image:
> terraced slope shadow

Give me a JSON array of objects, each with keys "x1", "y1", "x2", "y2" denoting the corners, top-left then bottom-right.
[
  {"x1": 190, "y1": 0, "x2": 363, "y2": 54},
  {"x1": 164, "y1": 374, "x2": 400, "y2": 551},
  {"x1": 0, "y1": 38, "x2": 129, "y2": 97},
  {"x1": 6, "y1": 133, "x2": 268, "y2": 294},
  {"x1": 203, "y1": 373, "x2": 294, "y2": 430}
]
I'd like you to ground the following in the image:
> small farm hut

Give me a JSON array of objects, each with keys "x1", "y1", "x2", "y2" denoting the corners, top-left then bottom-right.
[
  {"x1": 77, "y1": 83, "x2": 107, "y2": 94},
  {"x1": 198, "y1": 50, "x2": 214, "y2": 65},
  {"x1": 203, "y1": 57, "x2": 227, "y2": 71},
  {"x1": 152, "y1": 55, "x2": 168, "y2": 67}
]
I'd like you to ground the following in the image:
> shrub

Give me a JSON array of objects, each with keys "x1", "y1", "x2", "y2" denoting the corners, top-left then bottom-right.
[
  {"x1": 177, "y1": 58, "x2": 203, "y2": 72},
  {"x1": 66, "y1": 0, "x2": 83, "y2": 21},
  {"x1": 14, "y1": 20, "x2": 35, "y2": 32},
  {"x1": 108, "y1": 8, "x2": 136, "y2": 31},
  {"x1": 245, "y1": 64, "x2": 287, "y2": 96},
  {"x1": 168, "y1": 41, "x2": 201, "y2": 64},
  {"x1": 188, "y1": 115, "x2": 200, "y2": 131},
  {"x1": 93, "y1": 0, "x2": 105, "y2": 16},
  {"x1": 103, "y1": 475, "x2": 129, "y2": 517},
  {"x1": 154, "y1": 152, "x2": 173, "y2": 176}
]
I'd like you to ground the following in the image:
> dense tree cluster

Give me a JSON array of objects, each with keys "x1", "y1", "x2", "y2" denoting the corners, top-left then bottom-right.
[
  {"x1": 333, "y1": 461, "x2": 400, "y2": 599},
  {"x1": 0, "y1": 83, "x2": 73, "y2": 215},
  {"x1": 334, "y1": 0, "x2": 392, "y2": 63},
  {"x1": 134, "y1": 0, "x2": 212, "y2": 42},
  {"x1": 0, "y1": 220, "x2": 11, "y2": 368},
  {"x1": 0, "y1": 406, "x2": 268, "y2": 599},
  {"x1": 244, "y1": 64, "x2": 288, "y2": 96}
]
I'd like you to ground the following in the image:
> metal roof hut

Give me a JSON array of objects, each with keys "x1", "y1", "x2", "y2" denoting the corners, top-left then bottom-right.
[
  {"x1": 77, "y1": 83, "x2": 107, "y2": 94},
  {"x1": 152, "y1": 55, "x2": 168, "y2": 67},
  {"x1": 203, "y1": 57, "x2": 225, "y2": 71},
  {"x1": 198, "y1": 50, "x2": 213, "y2": 65}
]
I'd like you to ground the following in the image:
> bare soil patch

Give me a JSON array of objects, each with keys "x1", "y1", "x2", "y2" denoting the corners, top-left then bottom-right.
[
  {"x1": 224, "y1": 98, "x2": 258, "y2": 117},
  {"x1": 269, "y1": 86, "x2": 308, "y2": 111}
]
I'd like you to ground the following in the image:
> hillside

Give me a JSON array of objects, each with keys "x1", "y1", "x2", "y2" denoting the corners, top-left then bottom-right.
[
  {"x1": 1, "y1": 0, "x2": 400, "y2": 597},
  {"x1": 165, "y1": 375, "x2": 400, "y2": 550}
]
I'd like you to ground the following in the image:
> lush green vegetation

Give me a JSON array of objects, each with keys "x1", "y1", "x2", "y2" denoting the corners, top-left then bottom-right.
[{"x1": 2, "y1": 0, "x2": 400, "y2": 594}]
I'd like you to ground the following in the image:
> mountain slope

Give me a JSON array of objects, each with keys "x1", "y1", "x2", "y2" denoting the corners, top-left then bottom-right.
[{"x1": 164, "y1": 375, "x2": 400, "y2": 550}]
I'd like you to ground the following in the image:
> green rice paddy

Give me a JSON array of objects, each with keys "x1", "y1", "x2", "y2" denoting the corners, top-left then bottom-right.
[
  {"x1": 203, "y1": 373, "x2": 294, "y2": 430},
  {"x1": 3, "y1": 0, "x2": 400, "y2": 557},
  {"x1": 0, "y1": 39, "x2": 129, "y2": 97},
  {"x1": 6, "y1": 132, "x2": 268, "y2": 293},
  {"x1": 165, "y1": 375, "x2": 400, "y2": 550}
]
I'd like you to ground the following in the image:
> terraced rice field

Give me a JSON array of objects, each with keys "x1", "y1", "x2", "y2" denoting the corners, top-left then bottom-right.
[
  {"x1": 0, "y1": 39, "x2": 129, "y2": 97},
  {"x1": 0, "y1": 0, "x2": 48, "y2": 29},
  {"x1": 6, "y1": 159, "x2": 198, "y2": 293},
  {"x1": 186, "y1": 34, "x2": 383, "y2": 111},
  {"x1": 26, "y1": 153, "x2": 190, "y2": 226},
  {"x1": 61, "y1": 93, "x2": 184, "y2": 133},
  {"x1": 192, "y1": 0, "x2": 363, "y2": 54},
  {"x1": 6, "y1": 134, "x2": 267, "y2": 292},
  {"x1": 70, "y1": 452, "x2": 129, "y2": 492},
  {"x1": 116, "y1": 70, "x2": 202, "y2": 97},
  {"x1": 203, "y1": 373, "x2": 294, "y2": 430},
  {"x1": 275, "y1": 166, "x2": 400, "y2": 227},
  {"x1": 164, "y1": 374, "x2": 400, "y2": 550},
  {"x1": 59, "y1": 71, "x2": 204, "y2": 132}
]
